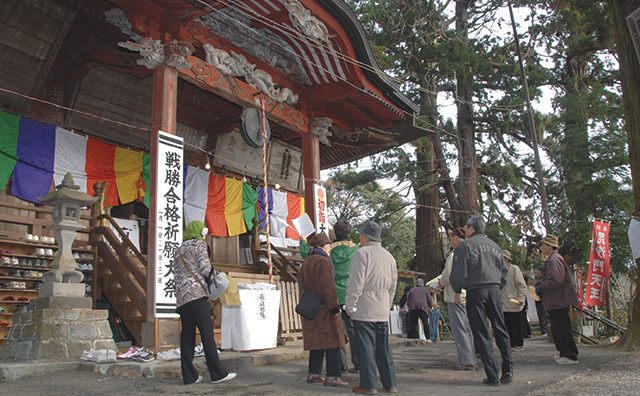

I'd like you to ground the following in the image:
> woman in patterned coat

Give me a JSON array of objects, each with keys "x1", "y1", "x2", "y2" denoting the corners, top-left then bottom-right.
[{"x1": 174, "y1": 220, "x2": 236, "y2": 385}]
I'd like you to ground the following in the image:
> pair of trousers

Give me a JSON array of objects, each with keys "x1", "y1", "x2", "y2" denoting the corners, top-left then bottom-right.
[
  {"x1": 407, "y1": 309, "x2": 430, "y2": 339},
  {"x1": 535, "y1": 300, "x2": 548, "y2": 334},
  {"x1": 176, "y1": 297, "x2": 228, "y2": 384},
  {"x1": 309, "y1": 348, "x2": 342, "y2": 377},
  {"x1": 353, "y1": 320, "x2": 396, "y2": 390},
  {"x1": 504, "y1": 310, "x2": 525, "y2": 347},
  {"x1": 429, "y1": 307, "x2": 440, "y2": 342},
  {"x1": 548, "y1": 307, "x2": 579, "y2": 360},
  {"x1": 447, "y1": 302, "x2": 476, "y2": 365},
  {"x1": 339, "y1": 310, "x2": 359, "y2": 369},
  {"x1": 466, "y1": 287, "x2": 513, "y2": 382}
]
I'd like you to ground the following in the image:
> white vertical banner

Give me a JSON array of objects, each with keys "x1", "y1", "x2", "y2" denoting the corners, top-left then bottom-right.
[
  {"x1": 313, "y1": 184, "x2": 328, "y2": 235},
  {"x1": 154, "y1": 131, "x2": 184, "y2": 318}
]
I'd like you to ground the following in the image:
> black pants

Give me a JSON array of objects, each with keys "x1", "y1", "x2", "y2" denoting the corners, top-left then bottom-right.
[
  {"x1": 407, "y1": 309, "x2": 430, "y2": 339},
  {"x1": 177, "y1": 297, "x2": 228, "y2": 384},
  {"x1": 548, "y1": 307, "x2": 579, "y2": 360},
  {"x1": 504, "y1": 310, "x2": 525, "y2": 347},
  {"x1": 535, "y1": 300, "x2": 548, "y2": 334},
  {"x1": 340, "y1": 310, "x2": 359, "y2": 369},
  {"x1": 466, "y1": 287, "x2": 513, "y2": 382},
  {"x1": 309, "y1": 348, "x2": 342, "y2": 377}
]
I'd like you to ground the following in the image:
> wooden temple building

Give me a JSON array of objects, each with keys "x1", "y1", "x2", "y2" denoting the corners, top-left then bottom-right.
[{"x1": 0, "y1": 0, "x2": 422, "y2": 347}]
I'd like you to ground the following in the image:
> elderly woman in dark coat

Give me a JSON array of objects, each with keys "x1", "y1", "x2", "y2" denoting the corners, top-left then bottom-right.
[{"x1": 300, "y1": 233, "x2": 348, "y2": 387}]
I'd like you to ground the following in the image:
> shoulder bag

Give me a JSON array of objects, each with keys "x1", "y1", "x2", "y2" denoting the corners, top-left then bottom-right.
[
  {"x1": 295, "y1": 267, "x2": 324, "y2": 320},
  {"x1": 179, "y1": 249, "x2": 230, "y2": 301}
]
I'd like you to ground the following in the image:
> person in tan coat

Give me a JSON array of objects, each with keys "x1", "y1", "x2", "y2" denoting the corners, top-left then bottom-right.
[
  {"x1": 500, "y1": 250, "x2": 528, "y2": 350},
  {"x1": 345, "y1": 221, "x2": 398, "y2": 394},
  {"x1": 299, "y1": 233, "x2": 348, "y2": 387}
]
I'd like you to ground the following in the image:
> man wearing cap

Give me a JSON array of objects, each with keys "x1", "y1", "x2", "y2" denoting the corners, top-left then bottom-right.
[
  {"x1": 539, "y1": 235, "x2": 579, "y2": 365},
  {"x1": 450, "y1": 214, "x2": 512, "y2": 386},
  {"x1": 501, "y1": 250, "x2": 528, "y2": 351},
  {"x1": 405, "y1": 278, "x2": 433, "y2": 339},
  {"x1": 439, "y1": 227, "x2": 476, "y2": 371},
  {"x1": 345, "y1": 220, "x2": 398, "y2": 394}
]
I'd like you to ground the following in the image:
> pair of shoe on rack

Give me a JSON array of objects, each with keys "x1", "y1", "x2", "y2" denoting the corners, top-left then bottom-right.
[
  {"x1": 307, "y1": 374, "x2": 349, "y2": 387},
  {"x1": 21, "y1": 234, "x2": 55, "y2": 244},
  {"x1": 34, "y1": 248, "x2": 54, "y2": 257}
]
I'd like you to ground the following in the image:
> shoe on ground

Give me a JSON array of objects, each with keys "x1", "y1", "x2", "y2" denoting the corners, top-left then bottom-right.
[
  {"x1": 348, "y1": 366, "x2": 360, "y2": 374},
  {"x1": 195, "y1": 375, "x2": 203, "y2": 384},
  {"x1": 452, "y1": 363, "x2": 476, "y2": 371},
  {"x1": 118, "y1": 346, "x2": 139, "y2": 359},
  {"x1": 482, "y1": 378, "x2": 500, "y2": 386},
  {"x1": 500, "y1": 372, "x2": 513, "y2": 383},
  {"x1": 324, "y1": 377, "x2": 349, "y2": 387},
  {"x1": 553, "y1": 354, "x2": 562, "y2": 360},
  {"x1": 352, "y1": 386, "x2": 378, "y2": 395},
  {"x1": 382, "y1": 386, "x2": 398, "y2": 393},
  {"x1": 511, "y1": 346, "x2": 524, "y2": 351},
  {"x1": 307, "y1": 374, "x2": 325, "y2": 383},
  {"x1": 556, "y1": 357, "x2": 579, "y2": 365},
  {"x1": 212, "y1": 372, "x2": 237, "y2": 384}
]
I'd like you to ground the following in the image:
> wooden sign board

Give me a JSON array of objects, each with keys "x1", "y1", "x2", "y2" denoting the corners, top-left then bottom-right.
[
  {"x1": 268, "y1": 139, "x2": 302, "y2": 193},
  {"x1": 213, "y1": 129, "x2": 270, "y2": 179}
]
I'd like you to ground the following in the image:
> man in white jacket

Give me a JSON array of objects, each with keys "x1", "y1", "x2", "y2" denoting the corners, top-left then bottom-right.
[{"x1": 345, "y1": 221, "x2": 398, "y2": 395}]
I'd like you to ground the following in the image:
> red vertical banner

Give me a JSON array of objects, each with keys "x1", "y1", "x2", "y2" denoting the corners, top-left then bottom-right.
[{"x1": 584, "y1": 220, "x2": 610, "y2": 306}]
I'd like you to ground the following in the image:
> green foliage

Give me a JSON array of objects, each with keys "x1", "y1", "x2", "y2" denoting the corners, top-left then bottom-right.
[{"x1": 324, "y1": 168, "x2": 416, "y2": 265}]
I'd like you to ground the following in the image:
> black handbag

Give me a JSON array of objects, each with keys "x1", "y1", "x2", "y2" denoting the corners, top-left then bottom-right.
[{"x1": 295, "y1": 269, "x2": 324, "y2": 320}]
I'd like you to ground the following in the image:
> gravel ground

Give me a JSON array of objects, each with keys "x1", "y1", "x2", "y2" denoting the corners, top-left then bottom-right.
[
  {"x1": 526, "y1": 354, "x2": 640, "y2": 396},
  {"x1": 1, "y1": 336, "x2": 638, "y2": 395}
]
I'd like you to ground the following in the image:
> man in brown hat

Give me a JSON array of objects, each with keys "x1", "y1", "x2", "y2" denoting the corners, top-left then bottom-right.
[{"x1": 539, "y1": 235, "x2": 579, "y2": 364}]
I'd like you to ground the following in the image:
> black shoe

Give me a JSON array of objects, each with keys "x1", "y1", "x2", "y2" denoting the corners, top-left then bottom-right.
[
  {"x1": 500, "y1": 372, "x2": 513, "y2": 384},
  {"x1": 348, "y1": 366, "x2": 360, "y2": 374},
  {"x1": 482, "y1": 378, "x2": 500, "y2": 386}
]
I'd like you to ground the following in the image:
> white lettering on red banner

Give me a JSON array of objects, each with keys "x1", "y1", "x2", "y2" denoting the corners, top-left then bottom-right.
[{"x1": 584, "y1": 220, "x2": 610, "y2": 306}]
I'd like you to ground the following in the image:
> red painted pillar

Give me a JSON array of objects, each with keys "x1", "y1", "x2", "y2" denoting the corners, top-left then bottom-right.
[
  {"x1": 147, "y1": 65, "x2": 178, "y2": 324},
  {"x1": 302, "y1": 133, "x2": 320, "y2": 232}
]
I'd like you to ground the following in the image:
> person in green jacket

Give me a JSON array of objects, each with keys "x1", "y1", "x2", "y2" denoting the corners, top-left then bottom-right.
[{"x1": 300, "y1": 220, "x2": 360, "y2": 373}]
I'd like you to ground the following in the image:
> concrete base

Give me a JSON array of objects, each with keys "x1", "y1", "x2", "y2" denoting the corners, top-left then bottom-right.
[
  {"x1": 141, "y1": 319, "x2": 180, "y2": 347},
  {"x1": 0, "y1": 307, "x2": 116, "y2": 361},
  {"x1": 31, "y1": 296, "x2": 92, "y2": 310}
]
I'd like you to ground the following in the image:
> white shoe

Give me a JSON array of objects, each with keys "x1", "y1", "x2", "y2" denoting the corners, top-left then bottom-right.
[
  {"x1": 45, "y1": 249, "x2": 54, "y2": 257},
  {"x1": 556, "y1": 357, "x2": 578, "y2": 365},
  {"x1": 32, "y1": 235, "x2": 39, "y2": 243},
  {"x1": 212, "y1": 372, "x2": 237, "y2": 384},
  {"x1": 195, "y1": 375, "x2": 203, "y2": 384}
]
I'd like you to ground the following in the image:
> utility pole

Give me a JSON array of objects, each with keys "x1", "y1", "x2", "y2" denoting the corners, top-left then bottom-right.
[{"x1": 508, "y1": 3, "x2": 552, "y2": 233}]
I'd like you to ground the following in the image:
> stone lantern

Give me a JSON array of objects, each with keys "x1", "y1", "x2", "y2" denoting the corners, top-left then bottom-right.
[
  {"x1": 0, "y1": 173, "x2": 117, "y2": 362},
  {"x1": 37, "y1": 173, "x2": 98, "y2": 302}
]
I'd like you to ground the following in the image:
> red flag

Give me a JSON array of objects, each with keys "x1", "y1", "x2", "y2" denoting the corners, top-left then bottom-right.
[{"x1": 584, "y1": 220, "x2": 610, "y2": 306}]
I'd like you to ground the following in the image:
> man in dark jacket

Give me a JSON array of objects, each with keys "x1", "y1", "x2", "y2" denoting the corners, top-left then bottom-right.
[
  {"x1": 539, "y1": 235, "x2": 579, "y2": 364},
  {"x1": 406, "y1": 278, "x2": 433, "y2": 339},
  {"x1": 450, "y1": 214, "x2": 513, "y2": 386}
]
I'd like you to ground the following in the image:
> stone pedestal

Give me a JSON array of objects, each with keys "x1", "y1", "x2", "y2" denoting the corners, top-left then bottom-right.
[{"x1": 0, "y1": 306, "x2": 116, "y2": 361}]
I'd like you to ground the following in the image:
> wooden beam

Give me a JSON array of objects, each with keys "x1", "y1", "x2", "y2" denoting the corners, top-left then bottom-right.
[{"x1": 179, "y1": 56, "x2": 310, "y2": 135}]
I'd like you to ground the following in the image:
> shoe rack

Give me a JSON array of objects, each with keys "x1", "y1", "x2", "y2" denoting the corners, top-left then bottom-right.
[{"x1": 0, "y1": 238, "x2": 98, "y2": 349}]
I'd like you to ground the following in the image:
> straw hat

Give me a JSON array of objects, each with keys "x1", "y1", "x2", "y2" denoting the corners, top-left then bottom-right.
[{"x1": 540, "y1": 235, "x2": 559, "y2": 248}]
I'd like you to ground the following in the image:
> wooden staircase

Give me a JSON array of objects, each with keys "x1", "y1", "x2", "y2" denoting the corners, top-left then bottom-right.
[
  {"x1": 90, "y1": 214, "x2": 148, "y2": 344},
  {"x1": 254, "y1": 242, "x2": 303, "y2": 283}
]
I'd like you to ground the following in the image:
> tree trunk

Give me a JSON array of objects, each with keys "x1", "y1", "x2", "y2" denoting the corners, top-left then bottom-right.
[
  {"x1": 414, "y1": 137, "x2": 445, "y2": 279},
  {"x1": 455, "y1": 0, "x2": 479, "y2": 217},
  {"x1": 609, "y1": 0, "x2": 640, "y2": 350}
]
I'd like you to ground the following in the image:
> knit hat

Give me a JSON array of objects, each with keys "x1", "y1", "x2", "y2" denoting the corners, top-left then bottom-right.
[
  {"x1": 540, "y1": 235, "x2": 559, "y2": 248},
  {"x1": 184, "y1": 220, "x2": 208, "y2": 241},
  {"x1": 415, "y1": 278, "x2": 425, "y2": 287},
  {"x1": 450, "y1": 227, "x2": 466, "y2": 240},
  {"x1": 309, "y1": 233, "x2": 331, "y2": 247}
]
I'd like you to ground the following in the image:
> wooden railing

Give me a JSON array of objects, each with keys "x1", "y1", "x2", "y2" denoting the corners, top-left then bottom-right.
[
  {"x1": 255, "y1": 242, "x2": 302, "y2": 283},
  {"x1": 90, "y1": 214, "x2": 147, "y2": 318}
]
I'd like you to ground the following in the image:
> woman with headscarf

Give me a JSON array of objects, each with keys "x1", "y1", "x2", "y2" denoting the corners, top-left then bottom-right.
[
  {"x1": 300, "y1": 233, "x2": 348, "y2": 387},
  {"x1": 174, "y1": 220, "x2": 236, "y2": 385}
]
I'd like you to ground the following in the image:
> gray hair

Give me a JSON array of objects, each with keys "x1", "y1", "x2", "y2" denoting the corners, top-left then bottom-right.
[{"x1": 466, "y1": 214, "x2": 486, "y2": 234}]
